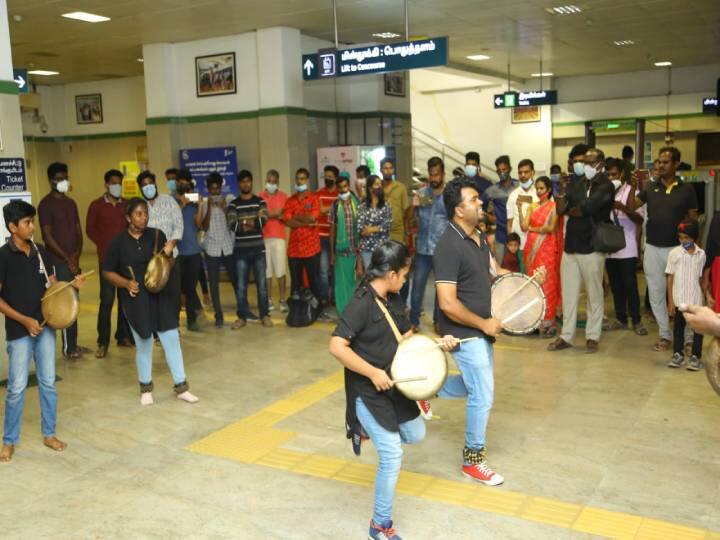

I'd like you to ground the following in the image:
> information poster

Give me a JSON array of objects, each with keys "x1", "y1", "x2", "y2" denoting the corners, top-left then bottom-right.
[
  {"x1": 119, "y1": 161, "x2": 142, "y2": 199},
  {"x1": 179, "y1": 146, "x2": 238, "y2": 196},
  {"x1": 0, "y1": 158, "x2": 27, "y2": 192}
]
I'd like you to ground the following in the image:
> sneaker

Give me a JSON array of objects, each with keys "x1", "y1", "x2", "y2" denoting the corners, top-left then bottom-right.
[
  {"x1": 279, "y1": 301, "x2": 289, "y2": 313},
  {"x1": 368, "y1": 519, "x2": 401, "y2": 540},
  {"x1": 246, "y1": 312, "x2": 260, "y2": 323},
  {"x1": 668, "y1": 352, "x2": 685, "y2": 368},
  {"x1": 261, "y1": 316, "x2": 274, "y2": 328},
  {"x1": 268, "y1": 302, "x2": 276, "y2": 312},
  {"x1": 462, "y1": 461, "x2": 504, "y2": 486},
  {"x1": 417, "y1": 400, "x2": 432, "y2": 420},
  {"x1": 687, "y1": 355, "x2": 703, "y2": 371}
]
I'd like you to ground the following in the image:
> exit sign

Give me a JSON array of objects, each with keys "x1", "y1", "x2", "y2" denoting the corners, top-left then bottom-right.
[{"x1": 493, "y1": 90, "x2": 558, "y2": 108}]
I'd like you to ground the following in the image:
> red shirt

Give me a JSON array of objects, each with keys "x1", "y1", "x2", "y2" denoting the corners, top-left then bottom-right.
[
  {"x1": 258, "y1": 190, "x2": 288, "y2": 239},
  {"x1": 282, "y1": 192, "x2": 321, "y2": 258},
  {"x1": 38, "y1": 193, "x2": 82, "y2": 267},
  {"x1": 316, "y1": 186, "x2": 339, "y2": 238},
  {"x1": 86, "y1": 195, "x2": 128, "y2": 262}
]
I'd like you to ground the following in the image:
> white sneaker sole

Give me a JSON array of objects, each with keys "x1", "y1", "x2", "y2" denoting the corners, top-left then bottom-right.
[{"x1": 462, "y1": 470, "x2": 505, "y2": 486}]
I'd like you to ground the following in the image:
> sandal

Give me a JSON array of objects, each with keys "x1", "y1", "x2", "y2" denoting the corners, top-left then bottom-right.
[
  {"x1": 547, "y1": 337, "x2": 572, "y2": 351},
  {"x1": 653, "y1": 338, "x2": 671, "y2": 352},
  {"x1": 541, "y1": 326, "x2": 557, "y2": 339}
]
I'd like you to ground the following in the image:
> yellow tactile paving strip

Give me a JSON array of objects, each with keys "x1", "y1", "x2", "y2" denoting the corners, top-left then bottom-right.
[{"x1": 186, "y1": 370, "x2": 720, "y2": 539}]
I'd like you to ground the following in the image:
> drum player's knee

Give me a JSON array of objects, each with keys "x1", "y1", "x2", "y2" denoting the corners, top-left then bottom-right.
[{"x1": 401, "y1": 419, "x2": 425, "y2": 445}]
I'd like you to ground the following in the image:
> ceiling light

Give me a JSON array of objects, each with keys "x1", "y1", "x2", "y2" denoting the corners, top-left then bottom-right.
[
  {"x1": 546, "y1": 5, "x2": 582, "y2": 15},
  {"x1": 372, "y1": 32, "x2": 401, "y2": 39},
  {"x1": 613, "y1": 40, "x2": 635, "y2": 46},
  {"x1": 137, "y1": 58, "x2": 144, "y2": 63},
  {"x1": 466, "y1": 54, "x2": 491, "y2": 61},
  {"x1": 654, "y1": 61, "x2": 672, "y2": 67},
  {"x1": 61, "y1": 11, "x2": 110, "y2": 23},
  {"x1": 531, "y1": 72, "x2": 554, "y2": 77},
  {"x1": 28, "y1": 70, "x2": 59, "y2": 76}
]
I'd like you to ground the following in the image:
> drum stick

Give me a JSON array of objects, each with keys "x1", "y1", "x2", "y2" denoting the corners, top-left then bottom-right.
[
  {"x1": 501, "y1": 297, "x2": 541, "y2": 325},
  {"x1": 411, "y1": 336, "x2": 479, "y2": 353},
  {"x1": 392, "y1": 375, "x2": 428, "y2": 383},
  {"x1": 502, "y1": 272, "x2": 539, "y2": 304},
  {"x1": 128, "y1": 266, "x2": 136, "y2": 281},
  {"x1": 41, "y1": 270, "x2": 95, "y2": 301}
]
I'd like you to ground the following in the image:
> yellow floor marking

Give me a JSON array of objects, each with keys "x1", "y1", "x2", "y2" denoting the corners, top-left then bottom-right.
[{"x1": 186, "y1": 368, "x2": 719, "y2": 539}]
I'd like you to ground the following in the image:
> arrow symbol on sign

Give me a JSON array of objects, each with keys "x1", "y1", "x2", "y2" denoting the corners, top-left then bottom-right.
[
  {"x1": 494, "y1": 96, "x2": 503, "y2": 106},
  {"x1": 303, "y1": 59, "x2": 314, "y2": 76},
  {"x1": 14, "y1": 75, "x2": 25, "y2": 89}
]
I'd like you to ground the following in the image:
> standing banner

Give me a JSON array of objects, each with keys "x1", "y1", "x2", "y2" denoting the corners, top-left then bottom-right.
[
  {"x1": 179, "y1": 146, "x2": 238, "y2": 196},
  {"x1": 119, "y1": 161, "x2": 143, "y2": 199}
]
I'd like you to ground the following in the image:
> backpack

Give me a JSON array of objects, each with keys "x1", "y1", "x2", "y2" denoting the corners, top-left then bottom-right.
[{"x1": 285, "y1": 288, "x2": 321, "y2": 327}]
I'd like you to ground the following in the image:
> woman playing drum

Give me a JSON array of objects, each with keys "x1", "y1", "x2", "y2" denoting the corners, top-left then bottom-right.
[
  {"x1": 329, "y1": 241, "x2": 457, "y2": 540},
  {"x1": 102, "y1": 198, "x2": 198, "y2": 406}
]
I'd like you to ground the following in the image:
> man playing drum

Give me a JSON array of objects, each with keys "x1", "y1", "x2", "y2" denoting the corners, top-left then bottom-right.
[{"x1": 433, "y1": 177, "x2": 544, "y2": 485}]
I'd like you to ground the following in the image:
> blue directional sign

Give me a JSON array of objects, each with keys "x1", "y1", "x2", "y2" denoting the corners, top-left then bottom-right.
[
  {"x1": 12, "y1": 69, "x2": 28, "y2": 94},
  {"x1": 493, "y1": 90, "x2": 558, "y2": 108},
  {"x1": 703, "y1": 97, "x2": 718, "y2": 114},
  {"x1": 302, "y1": 37, "x2": 448, "y2": 80},
  {"x1": 0, "y1": 158, "x2": 27, "y2": 191}
]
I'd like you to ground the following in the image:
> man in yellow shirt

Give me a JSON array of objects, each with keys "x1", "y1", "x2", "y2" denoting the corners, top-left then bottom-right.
[{"x1": 381, "y1": 158, "x2": 410, "y2": 244}]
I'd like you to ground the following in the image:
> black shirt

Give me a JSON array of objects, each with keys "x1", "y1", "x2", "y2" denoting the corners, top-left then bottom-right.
[
  {"x1": 227, "y1": 195, "x2": 267, "y2": 253},
  {"x1": 433, "y1": 222, "x2": 494, "y2": 342},
  {"x1": 332, "y1": 283, "x2": 417, "y2": 433},
  {"x1": 102, "y1": 228, "x2": 181, "y2": 339},
  {"x1": 560, "y1": 173, "x2": 614, "y2": 254},
  {"x1": 638, "y1": 179, "x2": 698, "y2": 248},
  {"x1": 0, "y1": 240, "x2": 55, "y2": 340}
]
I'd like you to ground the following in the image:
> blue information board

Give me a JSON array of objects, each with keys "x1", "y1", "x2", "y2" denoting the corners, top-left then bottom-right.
[
  {"x1": 13, "y1": 69, "x2": 28, "y2": 94},
  {"x1": 179, "y1": 146, "x2": 238, "y2": 196},
  {"x1": 0, "y1": 158, "x2": 27, "y2": 191}
]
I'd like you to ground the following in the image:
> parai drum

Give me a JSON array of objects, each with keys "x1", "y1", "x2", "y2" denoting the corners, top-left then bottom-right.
[
  {"x1": 491, "y1": 272, "x2": 546, "y2": 335},
  {"x1": 390, "y1": 334, "x2": 448, "y2": 400}
]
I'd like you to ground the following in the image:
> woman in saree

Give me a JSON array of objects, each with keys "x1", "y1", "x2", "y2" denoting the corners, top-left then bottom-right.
[{"x1": 519, "y1": 176, "x2": 560, "y2": 337}]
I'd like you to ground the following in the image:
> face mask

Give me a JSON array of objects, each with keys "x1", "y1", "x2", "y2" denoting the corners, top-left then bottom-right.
[
  {"x1": 538, "y1": 191, "x2": 550, "y2": 201},
  {"x1": 681, "y1": 241, "x2": 694, "y2": 251},
  {"x1": 384, "y1": 174, "x2": 395, "y2": 182},
  {"x1": 166, "y1": 179, "x2": 177, "y2": 193},
  {"x1": 611, "y1": 179, "x2": 622, "y2": 190},
  {"x1": 572, "y1": 162, "x2": 585, "y2": 176},
  {"x1": 295, "y1": 184, "x2": 308, "y2": 193},
  {"x1": 56, "y1": 180, "x2": 70, "y2": 193},
  {"x1": 265, "y1": 183, "x2": 278, "y2": 194},
  {"x1": 108, "y1": 184, "x2": 122, "y2": 199},
  {"x1": 373, "y1": 187, "x2": 383, "y2": 197},
  {"x1": 550, "y1": 173, "x2": 560, "y2": 183},
  {"x1": 339, "y1": 192, "x2": 351, "y2": 201},
  {"x1": 520, "y1": 179, "x2": 534, "y2": 190},
  {"x1": 584, "y1": 164, "x2": 599, "y2": 180},
  {"x1": 142, "y1": 184, "x2": 157, "y2": 200},
  {"x1": 324, "y1": 179, "x2": 335, "y2": 189},
  {"x1": 498, "y1": 171, "x2": 509, "y2": 182},
  {"x1": 464, "y1": 165, "x2": 478, "y2": 177}
]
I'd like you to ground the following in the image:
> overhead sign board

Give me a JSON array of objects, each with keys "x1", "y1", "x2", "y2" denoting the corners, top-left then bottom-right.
[
  {"x1": 12, "y1": 68, "x2": 28, "y2": 94},
  {"x1": 493, "y1": 90, "x2": 558, "y2": 108},
  {"x1": 704, "y1": 96, "x2": 718, "y2": 114},
  {"x1": 302, "y1": 36, "x2": 448, "y2": 80}
]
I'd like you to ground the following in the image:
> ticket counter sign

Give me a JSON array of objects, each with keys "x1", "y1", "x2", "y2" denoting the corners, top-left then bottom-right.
[
  {"x1": 179, "y1": 146, "x2": 238, "y2": 196},
  {"x1": 0, "y1": 158, "x2": 26, "y2": 191},
  {"x1": 302, "y1": 37, "x2": 448, "y2": 80}
]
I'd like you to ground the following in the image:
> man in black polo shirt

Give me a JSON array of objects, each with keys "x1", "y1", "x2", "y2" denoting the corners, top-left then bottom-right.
[
  {"x1": 0, "y1": 200, "x2": 85, "y2": 462},
  {"x1": 433, "y1": 177, "x2": 522, "y2": 486},
  {"x1": 629, "y1": 147, "x2": 698, "y2": 352},
  {"x1": 548, "y1": 148, "x2": 614, "y2": 354}
]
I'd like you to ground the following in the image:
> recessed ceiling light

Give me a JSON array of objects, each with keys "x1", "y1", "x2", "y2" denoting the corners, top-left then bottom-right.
[
  {"x1": 654, "y1": 61, "x2": 672, "y2": 67},
  {"x1": 137, "y1": 58, "x2": 144, "y2": 63},
  {"x1": 372, "y1": 32, "x2": 401, "y2": 39},
  {"x1": 545, "y1": 5, "x2": 582, "y2": 15},
  {"x1": 61, "y1": 11, "x2": 110, "y2": 23},
  {"x1": 466, "y1": 54, "x2": 491, "y2": 61},
  {"x1": 613, "y1": 40, "x2": 635, "y2": 46},
  {"x1": 531, "y1": 72, "x2": 554, "y2": 77},
  {"x1": 28, "y1": 70, "x2": 59, "y2": 76}
]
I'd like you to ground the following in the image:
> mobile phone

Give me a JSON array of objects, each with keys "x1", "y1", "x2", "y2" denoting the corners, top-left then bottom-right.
[
  {"x1": 187, "y1": 193, "x2": 199, "y2": 202},
  {"x1": 636, "y1": 169, "x2": 650, "y2": 182}
]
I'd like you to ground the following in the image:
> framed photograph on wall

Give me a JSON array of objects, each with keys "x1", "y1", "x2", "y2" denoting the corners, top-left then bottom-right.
[
  {"x1": 511, "y1": 106, "x2": 541, "y2": 124},
  {"x1": 75, "y1": 93, "x2": 103, "y2": 124},
  {"x1": 196, "y1": 52, "x2": 237, "y2": 97},
  {"x1": 384, "y1": 72, "x2": 406, "y2": 97}
]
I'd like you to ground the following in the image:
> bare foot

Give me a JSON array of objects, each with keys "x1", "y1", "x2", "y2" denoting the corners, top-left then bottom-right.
[
  {"x1": 43, "y1": 436, "x2": 67, "y2": 452},
  {"x1": 0, "y1": 444, "x2": 14, "y2": 462}
]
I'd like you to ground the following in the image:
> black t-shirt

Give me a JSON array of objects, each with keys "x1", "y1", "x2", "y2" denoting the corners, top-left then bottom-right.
[
  {"x1": 227, "y1": 195, "x2": 267, "y2": 253},
  {"x1": 639, "y1": 179, "x2": 698, "y2": 248},
  {"x1": 0, "y1": 240, "x2": 55, "y2": 340},
  {"x1": 102, "y1": 228, "x2": 180, "y2": 339},
  {"x1": 432, "y1": 222, "x2": 494, "y2": 342},
  {"x1": 332, "y1": 283, "x2": 417, "y2": 433},
  {"x1": 561, "y1": 173, "x2": 615, "y2": 254}
]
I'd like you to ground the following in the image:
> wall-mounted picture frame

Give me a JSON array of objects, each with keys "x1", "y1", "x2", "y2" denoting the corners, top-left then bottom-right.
[
  {"x1": 195, "y1": 52, "x2": 237, "y2": 97},
  {"x1": 75, "y1": 93, "x2": 103, "y2": 124},
  {"x1": 511, "y1": 106, "x2": 541, "y2": 124},
  {"x1": 384, "y1": 72, "x2": 406, "y2": 97}
]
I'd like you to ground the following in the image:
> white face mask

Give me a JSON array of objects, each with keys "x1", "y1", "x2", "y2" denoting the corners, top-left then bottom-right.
[
  {"x1": 611, "y1": 179, "x2": 622, "y2": 190},
  {"x1": 464, "y1": 165, "x2": 478, "y2": 177},
  {"x1": 108, "y1": 184, "x2": 123, "y2": 198},
  {"x1": 339, "y1": 191, "x2": 351, "y2": 201},
  {"x1": 520, "y1": 179, "x2": 534, "y2": 190},
  {"x1": 573, "y1": 161, "x2": 585, "y2": 176},
  {"x1": 584, "y1": 164, "x2": 599, "y2": 180},
  {"x1": 56, "y1": 179, "x2": 70, "y2": 193},
  {"x1": 265, "y1": 183, "x2": 278, "y2": 194}
]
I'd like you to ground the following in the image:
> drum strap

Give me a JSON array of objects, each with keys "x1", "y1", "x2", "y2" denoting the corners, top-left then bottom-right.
[
  {"x1": 153, "y1": 228, "x2": 160, "y2": 254},
  {"x1": 31, "y1": 240, "x2": 51, "y2": 289},
  {"x1": 374, "y1": 297, "x2": 403, "y2": 343}
]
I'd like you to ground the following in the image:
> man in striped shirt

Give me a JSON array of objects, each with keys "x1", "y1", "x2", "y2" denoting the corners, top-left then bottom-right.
[{"x1": 227, "y1": 170, "x2": 272, "y2": 328}]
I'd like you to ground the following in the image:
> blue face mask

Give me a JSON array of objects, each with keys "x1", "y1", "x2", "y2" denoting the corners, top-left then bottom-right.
[
  {"x1": 573, "y1": 161, "x2": 585, "y2": 176},
  {"x1": 464, "y1": 165, "x2": 478, "y2": 177},
  {"x1": 682, "y1": 241, "x2": 694, "y2": 251},
  {"x1": 550, "y1": 173, "x2": 560, "y2": 182},
  {"x1": 142, "y1": 184, "x2": 157, "y2": 200},
  {"x1": 166, "y1": 179, "x2": 176, "y2": 193},
  {"x1": 295, "y1": 184, "x2": 308, "y2": 193}
]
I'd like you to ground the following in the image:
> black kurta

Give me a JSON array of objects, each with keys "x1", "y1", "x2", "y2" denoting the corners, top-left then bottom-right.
[
  {"x1": 332, "y1": 283, "x2": 418, "y2": 434},
  {"x1": 103, "y1": 228, "x2": 180, "y2": 339}
]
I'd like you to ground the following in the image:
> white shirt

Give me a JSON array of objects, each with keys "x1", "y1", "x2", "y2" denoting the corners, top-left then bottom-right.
[
  {"x1": 506, "y1": 184, "x2": 539, "y2": 249},
  {"x1": 147, "y1": 194, "x2": 183, "y2": 257},
  {"x1": 665, "y1": 245, "x2": 705, "y2": 306},
  {"x1": 201, "y1": 198, "x2": 235, "y2": 257}
]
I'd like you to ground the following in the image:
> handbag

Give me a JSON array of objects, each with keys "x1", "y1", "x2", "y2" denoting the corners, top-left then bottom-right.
[{"x1": 592, "y1": 208, "x2": 626, "y2": 253}]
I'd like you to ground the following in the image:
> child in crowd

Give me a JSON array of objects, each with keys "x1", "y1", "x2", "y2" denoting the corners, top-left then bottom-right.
[
  {"x1": 478, "y1": 215, "x2": 494, "y2": 255},
  {"x1": 666, "y1": 219, "x2": 705, "y2": 371},
  {"x1": 501, "y1": 232, "x2": 523, "y2": 273}
]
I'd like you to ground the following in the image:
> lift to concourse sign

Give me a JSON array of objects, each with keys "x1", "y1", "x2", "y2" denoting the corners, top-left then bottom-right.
[
  {"x1": 302, "y1": 37, "x2": 448, "y2": 80},
  {"x1": 493, "y1": 90, "x2": 558, "y2": 108}
]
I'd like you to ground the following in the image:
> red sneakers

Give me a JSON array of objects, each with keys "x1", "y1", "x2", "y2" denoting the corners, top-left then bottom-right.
[
  {"x1": 416, "y1": 400, "x2": 432, "y2": 420},
  {"x1": 462, "y1": 461, "x2": 504, "y2": 486}
]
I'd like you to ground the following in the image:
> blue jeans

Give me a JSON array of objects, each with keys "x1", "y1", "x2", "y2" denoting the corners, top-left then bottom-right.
[
  {"x1": 129, "y1": 326, "x2": 187, "y2": 387},
  {"x1": 438, "y1": 338, "x2": 494, "y2": 457},
  {"x1": 319, "y1": 237, "x2": 332, "y2": 301},
  {"x1": 235, "y1": 250, "x2": 270, "y2": 319},
  {"x1": 409, "y1": 253, "x2": 438, "y2": 327},
  {"x1": 3, "y1": 327, "x2": 57, "y2": 445},
  {"x1": 355, "y1": 396, "x2": 425, "y2": 525}
]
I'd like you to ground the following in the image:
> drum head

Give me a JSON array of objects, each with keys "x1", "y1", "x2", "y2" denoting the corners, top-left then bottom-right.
[
  {"x1": 41, "y1": 281, "x2": 79, "y2": 330},
  {"x1": 145, "y1": 252, "x2": 173, "y2": 293},
  {"x1": 491, "y1": 272, "x2": 546, "y2": 335},
  {"x1": 706, "y1": 339, "x2": 720, "y2": 397},
  {"x1": 391, "y1": 334, "x2": 448, "y2": 400}
]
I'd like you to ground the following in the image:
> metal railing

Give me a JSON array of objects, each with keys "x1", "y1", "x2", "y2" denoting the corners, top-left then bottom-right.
[{"x1": 411, "y1": 126, "x2": 497, "y2": 177}]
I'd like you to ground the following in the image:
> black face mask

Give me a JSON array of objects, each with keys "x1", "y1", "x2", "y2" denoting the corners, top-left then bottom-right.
[
  {"x1": 324, "y1": 178, "x2": 336, "y2": 188},
  {"x1": 372, "y1": 188, "x2": 383, "y2": 197},
  {"x1": 176, "y1": 185, "x2": 189, "y2": 195}
]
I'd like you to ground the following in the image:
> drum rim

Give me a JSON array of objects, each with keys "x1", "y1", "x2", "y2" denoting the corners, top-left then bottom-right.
[{"x1": 490, "y1": 272, "x2": 547, "y2": 335}]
